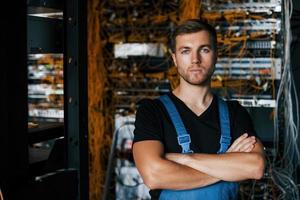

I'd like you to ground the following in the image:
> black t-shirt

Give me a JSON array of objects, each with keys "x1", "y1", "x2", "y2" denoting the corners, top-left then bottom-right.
[{"x1": 133, "y1": 92, "x2": 257, "y2": 199}]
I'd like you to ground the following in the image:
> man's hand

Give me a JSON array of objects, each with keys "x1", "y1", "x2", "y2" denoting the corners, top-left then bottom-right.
[
  {"x1": 166, "y1": 133, "x2": 257, "y2": 164},
  {"x1": 227, "y1": 133, "x2": 256, "y2": 153},
  {"x1": 165, "y1": 133, "x2": 265, "y2": 182}
]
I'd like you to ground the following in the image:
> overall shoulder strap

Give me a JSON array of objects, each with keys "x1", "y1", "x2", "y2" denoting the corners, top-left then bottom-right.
[
  {"x1": 159, "y1": 95, "x2": 193, "y2": 154},
  {"x1": 217, "y1": 97, "x2": 232, "y2": 154}
]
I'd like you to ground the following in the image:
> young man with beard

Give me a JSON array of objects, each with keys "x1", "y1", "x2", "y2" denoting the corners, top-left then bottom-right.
[{"x1": 132, "y1": 19, "x2": 265, "y2": 200}]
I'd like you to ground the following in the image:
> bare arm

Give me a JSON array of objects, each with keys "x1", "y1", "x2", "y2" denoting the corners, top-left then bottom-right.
[
  {"x1": 166, "y1": 135, "x2": 266, "y2": 182},
  {"x1": 133, "y1": 140, "x2": 219, "y2": 190}
]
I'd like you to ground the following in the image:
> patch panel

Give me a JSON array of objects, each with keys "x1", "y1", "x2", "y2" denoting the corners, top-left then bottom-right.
[
  {"x1": 29, "y1": 108, "x2": 64, "y2": 119},
  {"x1": 214, "y1": 58, "x2": 281, "y2": 79},
  {"x1": 246, "y1": 40, "x2": 276, "y2": 49},
  {"x1": 202, "y1": 0, "x2": 282, "y2": 13},
  {"x1": 114, "y1": 43, "x2": 166, "y2": 58},
  {"x1": 235, "y1": 99, "x2": 276, "y2": 107},
  {"x1": 216, "y1": 19, "x2": 281, "y2": 33}
]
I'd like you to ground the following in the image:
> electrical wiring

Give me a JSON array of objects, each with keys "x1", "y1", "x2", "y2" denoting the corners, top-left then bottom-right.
[
  {"x1": 100, "y1": 0, "x2": 295, "y2": 199},
  {"x1": 204, "y1": 2, "x2": 299, "y2": 197},
  {"x1": 179, "y1": 0, "x2": 201, "y2": 22},
  {"x1": 271, "y1": 0, "x2": 300, "y2": 199},
  {"x1": 211, "y1": 15, "x2": 278, "y2": 100},
  {"x1": 100, "y1": 0, "x2": 177, "y2": 112}
]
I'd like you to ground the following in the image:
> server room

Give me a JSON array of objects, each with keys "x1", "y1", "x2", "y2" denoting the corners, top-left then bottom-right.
[{"x1": 1, "y1": 0, "x2": 300, "y2": 199}]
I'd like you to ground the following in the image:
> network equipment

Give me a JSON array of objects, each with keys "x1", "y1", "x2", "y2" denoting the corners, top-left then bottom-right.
[
  {"x1": 28, "y1": 54, "x2": 64, "y2": 122},
  {"x1": 100, "y1": 0, "x2": 291, "y2": 199}
]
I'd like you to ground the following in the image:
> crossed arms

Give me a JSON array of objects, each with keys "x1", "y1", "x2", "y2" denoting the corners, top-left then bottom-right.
[{"x1": 132, "y1": 133, "x2": 265, "y2": 190}]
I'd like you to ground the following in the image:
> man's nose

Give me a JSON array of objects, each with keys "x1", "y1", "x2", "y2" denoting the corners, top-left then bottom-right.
[{"x1": 191, "y1": 51, "x2": 200, "y2": 64}]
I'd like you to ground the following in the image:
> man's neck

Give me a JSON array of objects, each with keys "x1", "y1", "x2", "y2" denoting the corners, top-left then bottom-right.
[{"x1": 172, "y1": 82, "x2": 213, "y2": 109}]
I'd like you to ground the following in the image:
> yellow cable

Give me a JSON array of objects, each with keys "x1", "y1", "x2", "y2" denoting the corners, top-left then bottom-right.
[{"x1": 179, "y1": 0, "x2": 200, "y2": 22}]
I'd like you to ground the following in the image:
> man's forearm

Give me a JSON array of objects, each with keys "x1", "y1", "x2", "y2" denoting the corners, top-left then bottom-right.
[
  {"x1": 166, "y1": 152, "x2": 265, "y2": 182},
  {"x1": 133, "y1": 140, "x2": 220, "y2": 190},
  {"x1": 141, "y1": 157, "x2": 219, "y2": 190}
]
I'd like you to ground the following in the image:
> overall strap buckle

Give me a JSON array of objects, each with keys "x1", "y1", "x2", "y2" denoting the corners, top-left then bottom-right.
[
  {"x1": 159, "y1": 95, "x2": 193, "y2": 154},
  {"x1": 177, "y1": 135, "x2": 194, "y2": 154}
]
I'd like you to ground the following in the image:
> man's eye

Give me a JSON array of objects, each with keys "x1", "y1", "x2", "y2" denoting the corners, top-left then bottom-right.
[
  {"x1": 181, "y1": 50, "x2": 190, "y2": 54},
  {"x1": 201, "y1": 48, "x2": 210, "y2": 53}
]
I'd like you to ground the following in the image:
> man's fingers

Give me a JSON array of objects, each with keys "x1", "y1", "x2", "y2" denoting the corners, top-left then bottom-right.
[
  {"x1": 227, "y1": 134, "x2": 257, "y2": 153},
  {"x1": 233, "y1": 133, "x2": 248, "y2": 145},
  {"x1": 243, "y1": 144, "x2": 254, "y2": 153},
  {"x1": 235, "y1": 136, "x2": 256, "y2": 152},
  {"x1": 227, "y1": 133, "x2": 248, "y2": 152},
  {"x1": 239, "y1": 141, "x2": 256, "y2": 152}
]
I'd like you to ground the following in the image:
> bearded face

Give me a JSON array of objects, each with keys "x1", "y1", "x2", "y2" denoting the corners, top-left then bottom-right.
[{"x1": 172, "y1": 31, "x2": 217, "y2": 86}]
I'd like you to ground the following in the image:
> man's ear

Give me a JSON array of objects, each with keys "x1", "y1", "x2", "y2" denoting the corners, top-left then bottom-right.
[{"x1": 171, "y1": 53, "x2": 177, "y2": 67}]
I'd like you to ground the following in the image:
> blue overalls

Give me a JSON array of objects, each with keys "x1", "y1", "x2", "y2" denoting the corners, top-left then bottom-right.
[{"x1": 158, "y1": 95, "x2": 239, "y2": 200}]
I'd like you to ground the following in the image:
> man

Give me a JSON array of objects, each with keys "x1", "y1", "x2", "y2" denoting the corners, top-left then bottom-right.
[{"x1": 133, "y1": 19, "x2": 265, "y2": 200}]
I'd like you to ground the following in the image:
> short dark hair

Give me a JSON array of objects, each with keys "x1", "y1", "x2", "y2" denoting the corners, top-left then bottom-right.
[{"x1": 169, "y1": 19, "x2": 217, "y2": 53}]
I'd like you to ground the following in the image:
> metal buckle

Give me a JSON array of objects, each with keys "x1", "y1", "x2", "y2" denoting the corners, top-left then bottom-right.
[{"x1": 177, "y1": 135, "x2": 191, "y2": 145}]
